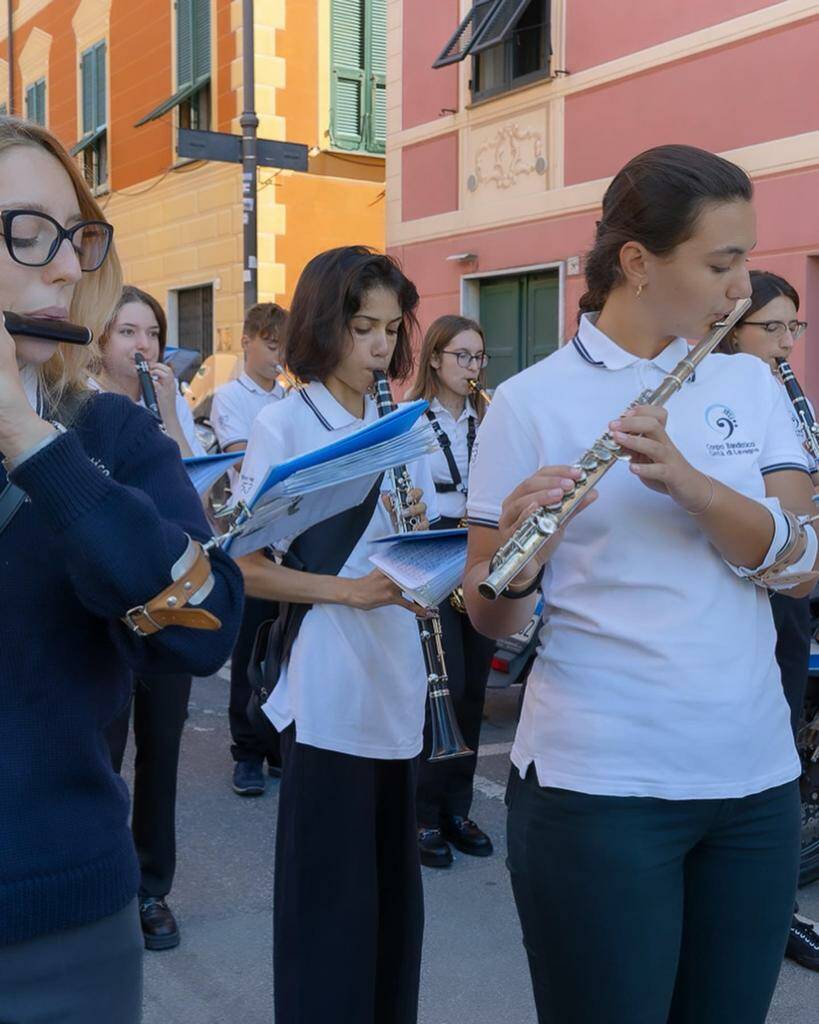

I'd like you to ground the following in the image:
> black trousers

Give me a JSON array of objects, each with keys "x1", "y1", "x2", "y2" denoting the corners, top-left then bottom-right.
[
  {"x1": 507, "y1": 769, "x2": 800, "y2": 1024},
  {"x1": 229, "y1": 596, "x2": 281, "y2": 766},
  {"x1": 107, "y1": 673, "x2": 192, "y2": 898},
  {"x1": 274, "y1": 726, "x2": 423, "y2": 1024},
  {"x1": 416, "y1": 593, "x2": 495, "y2": 826},
  {"x1": 770, "y1": 592, "x2": 811, "y2": 739}
]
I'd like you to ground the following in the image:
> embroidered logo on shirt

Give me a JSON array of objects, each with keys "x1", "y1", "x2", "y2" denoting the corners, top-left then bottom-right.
[
  {"x1": 703, "y1": 404, "x2": 759, "y2": 459},
  {"x1": 705, "y1": 404, "x2": 738, "y2": 440},
  {"x1": 90, "y1": 457, "x2": 110, "y2": 476}
]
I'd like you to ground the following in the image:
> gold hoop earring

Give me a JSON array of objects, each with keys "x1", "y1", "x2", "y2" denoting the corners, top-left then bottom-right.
[{"x1": 635, "y1": 283, "x2": 644, "y2": 299}]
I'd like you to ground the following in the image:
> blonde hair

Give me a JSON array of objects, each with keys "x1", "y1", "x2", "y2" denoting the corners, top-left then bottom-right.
[
  {"x1": 406, "y1": 314, "x2": 488, "y2": 420},
  {"x1": 0, "y1": 117, "x2": 122, "y2": 416}
]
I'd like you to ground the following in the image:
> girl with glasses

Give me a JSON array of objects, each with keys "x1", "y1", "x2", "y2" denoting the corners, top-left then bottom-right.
[
  {"x1": 0, "y1": 117, "x2": 242, "y2": 1021},
  {"x1": 406, "y1": 315, "x2": 496, "y2": 867},
  {"x1": 721, "y1": 268, "x2": 819, "y2": 973},
  {"x1": 723, "y1": 270, "x2": 808, "y2": 369}
]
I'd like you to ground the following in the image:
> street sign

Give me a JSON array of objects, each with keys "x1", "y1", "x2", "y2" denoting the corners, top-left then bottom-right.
[{"x1": 177, "y1": 128, "x2": 308, "y2": 172}]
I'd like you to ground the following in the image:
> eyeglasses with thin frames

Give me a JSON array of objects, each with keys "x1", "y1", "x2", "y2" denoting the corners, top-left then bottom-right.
[
  {"x1": 0, "y1": 208, "x2": 113, "y2": 272},
  {"x1": 742, "y1": 319, "x2": 807, "y2": 340},
  {"x1": 440, "y1": 349, "x2": 490, "y2": 369}
]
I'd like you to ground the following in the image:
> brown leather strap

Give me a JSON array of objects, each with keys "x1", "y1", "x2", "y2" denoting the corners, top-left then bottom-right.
[{"x1": 123, "y1": 541, "x2": 222, "y2": 636}]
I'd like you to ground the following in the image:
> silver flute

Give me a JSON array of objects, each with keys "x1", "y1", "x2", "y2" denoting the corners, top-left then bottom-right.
[
  {"x1": 479, "y1": 298, "x2": 752, "y2": 600},
  {"x1": 372, "y1": 371, "x2": 471, "y2": 761},
  {"x1": 775, "y1": 357, "x2": 819, "y2": 462}
]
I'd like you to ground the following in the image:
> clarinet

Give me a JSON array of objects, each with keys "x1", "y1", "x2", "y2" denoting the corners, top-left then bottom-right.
[
  {"x1": 775, "y1": 357, "x2": 819, "y2": 462},
  {"x1": 468, "y1": 377, "x2": 492, "y2": 406},
  {"x1": 372, "y1": 371, "x2": 471, "y2": 762},
  {"x1": 479, "y1": 298, "x2": 751, "y2": 599},
  {"x1": 134, "y1": 352, "x2": 164, "y2": 424}
]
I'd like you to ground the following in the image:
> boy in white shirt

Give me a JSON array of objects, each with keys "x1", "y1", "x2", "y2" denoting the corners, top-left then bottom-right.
[{"x1": 212, "y1": 303, "x2": 288, "y2": 797}]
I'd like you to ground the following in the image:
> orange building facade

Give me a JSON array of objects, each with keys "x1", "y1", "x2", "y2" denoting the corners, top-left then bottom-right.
[{"x1": 0, "y1": 0, "x2": 386, "y2": 362}]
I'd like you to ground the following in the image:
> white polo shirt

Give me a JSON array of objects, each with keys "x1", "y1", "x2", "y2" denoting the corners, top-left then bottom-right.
[
  {"x1": 212, "y1": 373, "x2": 284, "y2": 492},
  {"x1": 212, "y1": 372, "x2": 285, "y2": 449},
  {"x1": 426, "y1": 396, "x2": 478, "y2": 520},
  {"x1": 468, "y1": 313, "x2": 807, "y2": 800},
  {"x1": 239, "y1": 381, "x2": 439, "y2": 760}
]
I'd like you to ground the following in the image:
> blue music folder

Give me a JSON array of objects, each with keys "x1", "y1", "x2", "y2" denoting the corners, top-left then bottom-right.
[{"x1": 183, "y1": 451, "x2": 245, "y2": 495}]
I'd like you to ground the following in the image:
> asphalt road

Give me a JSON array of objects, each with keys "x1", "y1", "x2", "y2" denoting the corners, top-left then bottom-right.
[{"x1": 132, "y1": 670, "x2": 819, "y2": 1023}]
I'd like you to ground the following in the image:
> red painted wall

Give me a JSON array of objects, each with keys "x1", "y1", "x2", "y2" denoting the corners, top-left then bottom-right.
[
  {"x1": 567, "y1": 0, "x2": 776, "y2": 71},
  {"x1": 393, "y1": 166, "x2": 819, "y2": 396},
  {"x1": 402, "y1": 0, "x2": 460, "y2": 130},
  {"x1": 564, "y1": 17, "x2": 819, "y2": 185},
  {"x1": 401, "y1": 133, "x2": 459, "y2": 220}
]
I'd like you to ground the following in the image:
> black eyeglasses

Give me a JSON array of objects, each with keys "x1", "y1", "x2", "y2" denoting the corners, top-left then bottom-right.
[
  {"x1": 742, "y1": 319, "x2": 807, "y2": 340},
  {"x1": 440, "y1": 349, "x2": 490, "y2": 369},
  {"x1": 0, "y1": 209, "x2": 113, "y2": 272}
]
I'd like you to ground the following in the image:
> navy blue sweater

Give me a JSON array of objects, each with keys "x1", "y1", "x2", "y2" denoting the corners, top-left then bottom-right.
[{"x1": 0, "y1": 393, "x2": 243, "y2": 945}]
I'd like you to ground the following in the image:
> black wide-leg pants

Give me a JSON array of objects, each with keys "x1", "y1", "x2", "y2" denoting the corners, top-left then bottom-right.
[{"x1": 274, "y1": 726, "x2": 423, "y2": 1024}]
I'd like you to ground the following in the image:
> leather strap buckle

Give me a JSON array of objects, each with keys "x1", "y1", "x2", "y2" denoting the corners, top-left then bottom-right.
[
  {"x1": 123, "y1": 605, "x2": 164, "y2": 637},
  {"x1": 121, "y1": 538, "x2": 222, "y2": 637}
]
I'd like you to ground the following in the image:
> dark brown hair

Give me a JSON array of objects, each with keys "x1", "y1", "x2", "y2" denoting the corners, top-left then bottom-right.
[
  {"x1": 407, "y1": 314, "x2": 489, "y2": 420},
  {"x1": 243, "y1": 302, "x2": 288, "y2": 342},
  {"x1": 284, "y1": 246, "x2": 418, "y2": 382},
  {"x1": 579, "y1": 144, "x2": 753, "y2": 319},
  {"x1": 719, "y1": 269, "x2": 800, "y2": 353},
  {"x1": 101, "y1": 285, "x2": 167, "y2": 357}
]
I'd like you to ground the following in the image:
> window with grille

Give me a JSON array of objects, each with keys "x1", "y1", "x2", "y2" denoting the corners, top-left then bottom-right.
[
  {"x1": 25, "y1": 79, "x2": 46, "y2": 126},
  {"x1": 177, "y1": 284, "x2": 214, "y2": 359},
  {"x1": 330, "y1": 0, "x2": 385, "y2": 155}
]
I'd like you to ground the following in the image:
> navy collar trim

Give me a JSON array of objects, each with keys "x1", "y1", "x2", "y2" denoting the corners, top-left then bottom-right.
[{"x1": 572, "y1": 335, "x2": 604, "y2": 367}]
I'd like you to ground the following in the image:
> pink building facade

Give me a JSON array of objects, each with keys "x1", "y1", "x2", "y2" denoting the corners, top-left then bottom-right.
[{"x1": 388, "y1": 0, "x2": 819, "y2": 394}]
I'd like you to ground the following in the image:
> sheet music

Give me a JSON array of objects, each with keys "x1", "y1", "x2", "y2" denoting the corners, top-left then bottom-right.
[
  {"x1": 369, "y1": 535, "x2": 467, "y2": 608},
  {"x1": 222, "y1": 401, "x2": 435, "y2": 556}
]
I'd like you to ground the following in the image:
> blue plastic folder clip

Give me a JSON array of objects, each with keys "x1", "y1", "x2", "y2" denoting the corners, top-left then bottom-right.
[
  {"x1": 250, "y1": 400, "x2": 429, "y2": 501},
  {"x1": 372, "y1": 528, "x2": 467, "y2": 544},
  {"x1": 183, "y1": 451, "x2": 245, "y2": 495}
]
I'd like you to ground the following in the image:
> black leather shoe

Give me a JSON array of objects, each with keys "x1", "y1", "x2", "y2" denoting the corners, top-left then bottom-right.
[
  {"x1": 139, "y1": 897, "x2": 180, "y2": 951},
  {"x1": 786, "y1": 915, "x2": 819, "y2": 971},
  {"x1": 418, "y1": 827, "x2": 453, "y2": 868},
  {"x1": 232, "y1": 760, "x2": 265, "y2": 796},
  {"x1": 441, "y1": 816, "x2": 493, "y2": 857}
]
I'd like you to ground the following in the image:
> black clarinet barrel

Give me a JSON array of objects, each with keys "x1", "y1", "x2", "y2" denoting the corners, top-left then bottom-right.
[
  {"x1": 4, "y1": 311, "x2": 93, "y2": 346},
  {"x1": 134, "y1": 352, "x2": 163, "y2": 423}
]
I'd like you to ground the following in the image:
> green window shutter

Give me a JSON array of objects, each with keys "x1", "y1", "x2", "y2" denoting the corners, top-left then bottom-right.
[
  {"x1": 81, "y1": 51, "x2": 94, "y2": 133},
  {"x1": 367, "y1": 0, "x2": 386, "y2": 153},
  {"x1": 330, "y1": 0, "x2": 365, "y2": 149},
  {"x1": 192, "y1": 0, "x2": 211, "y2": 82},
  {"x1": 81, "y1": 44, "x2": 106, "y2": 134},
  {"x1": 176, "y1": 0, "x2": 194, "y2": 88},
  {"x1": 95, "y1": 43, "x2": 107, "y2": 129},
  {"x1": 28, "y1": 79, "x2": 46, "y2": 126}
]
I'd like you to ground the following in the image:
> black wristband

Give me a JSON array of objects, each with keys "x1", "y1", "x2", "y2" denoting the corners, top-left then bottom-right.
[{"x1": 502, "y1": 565, "x2": 544, "y2": 599}]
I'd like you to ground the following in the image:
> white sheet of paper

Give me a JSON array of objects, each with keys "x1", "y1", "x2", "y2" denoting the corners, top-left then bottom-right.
[{"x1": 369, "y1": 536, "x2": 467, "y2": 608}]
